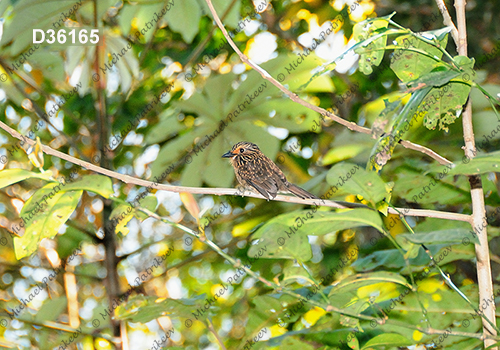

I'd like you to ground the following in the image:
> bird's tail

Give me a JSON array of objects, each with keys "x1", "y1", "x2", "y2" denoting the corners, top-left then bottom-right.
[{"x1": 287, "y1": 183, "x2": 319, "y2": 200}]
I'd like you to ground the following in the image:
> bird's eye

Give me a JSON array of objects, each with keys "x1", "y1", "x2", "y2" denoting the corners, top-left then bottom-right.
[{"x1": 240, "y1": 148, "x2": 245, "y2": 153}]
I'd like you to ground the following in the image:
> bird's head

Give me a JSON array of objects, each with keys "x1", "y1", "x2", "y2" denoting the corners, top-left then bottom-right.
[{"x1": 222, "y1": 141, "x2": 261, "y2": 160}]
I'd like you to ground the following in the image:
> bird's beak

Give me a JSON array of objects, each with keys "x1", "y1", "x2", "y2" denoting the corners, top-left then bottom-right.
[{"x1": 221, "y1": 150, "x2": 234, "y2": 158}]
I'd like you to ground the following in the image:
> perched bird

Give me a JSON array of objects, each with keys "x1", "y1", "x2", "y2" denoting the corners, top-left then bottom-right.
[{"x1": 222, "y1": 141, "x2": 318, "y2": 200}]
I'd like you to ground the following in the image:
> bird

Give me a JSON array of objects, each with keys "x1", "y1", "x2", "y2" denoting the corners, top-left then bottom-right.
[{"x1": 222, "y1": 141, "x2": 318, "y2": 200}]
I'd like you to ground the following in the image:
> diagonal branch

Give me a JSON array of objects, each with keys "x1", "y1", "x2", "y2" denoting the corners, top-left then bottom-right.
[
  {"x1": 203, "y1": 0, "x2": 452, "y2": 166},
  {"x1": 0, "y1": 120, "x2": 471, "y2": 223}
]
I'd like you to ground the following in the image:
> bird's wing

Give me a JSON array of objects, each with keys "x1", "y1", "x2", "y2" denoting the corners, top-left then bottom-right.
[
  {"x1": 246, "y1": 179, "x2": 274, "y2": 200},
  {"x1": 238, "y1": 155, "x2": 287, "y2": 199}
]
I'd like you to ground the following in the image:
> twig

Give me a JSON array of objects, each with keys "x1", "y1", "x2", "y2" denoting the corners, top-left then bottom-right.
[
  {"x1": 399, "y1": 140, "x2": 452, "y2": 165},
  {"x1": 0, "y1": 119, "x2": 472, "y2": 223},
  {"x1": 0, "y1": 317, "x2": 113, "y2": 341},
  {"x1": 208, "y1": 318, "x2": 227, "y2": 350},
  {"x1": 203, "y1": 0, "x2": 453, "y2": 167},
  {"x1": 455, "y1": 0, "x2": 497, "y2": 348},
  {"x1": 434, "y1": 0, "x2": 459, "y2": 46}
]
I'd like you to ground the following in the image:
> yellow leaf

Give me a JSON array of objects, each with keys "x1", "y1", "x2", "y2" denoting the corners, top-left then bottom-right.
[
  {"x1": 303, "y1": 306, "x2": 326, "y2": 326},
  {"x1": 413, "y1": 330, "x2": 423, "y2": 341},
  {"x1": 383, "y1": 214, "x2": 406, "y2": 235},
  {"x1": 115, "y1": 213, "x2": 133, "y2": 236},
  {"x1": 320, "y1": 144, "x2": 365, "y2": 165},
  {"x1": 232, "y1": 217, "x2": 267, "y2": 237},
  {"x1": 432, "y1": 293, "x2": 442, "y2": 301},
  {"x1": 269, "y1": 324, "x2": 287, "y2": 337},
  {"x1": 357, "y1": 282, "x2": 399, "y2": 301},
  {"x1": 179, "y1": 192, "x2": 200, "y2": 223},
  {"x1": 210, "y1": 284, "x2": 228, "y2": 300},
  {"x1": 26, "y1": 137, "x2": 44, "y2": 169},
  {"x1": 418, "y1": 279, "x2": 445, "y2": 293},
  {"x1": 462, "y1": 278, "x2": 475, "y2": 286}
]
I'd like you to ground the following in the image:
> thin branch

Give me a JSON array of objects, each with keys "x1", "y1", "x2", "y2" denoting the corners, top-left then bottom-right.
[
  {"x1": 0, "y1": 119, "x2": 472, "y2": 223},
  {"x1": 400, "y1": 140, "x2": 452, "y2": 165},
  {"x1": 455, "y1": 0, "x2": 498, "y2": 348},
  {"x1": 208, "y1": 318, "x2": 227, "y2": 350},
  {"x1": 0, "y1": 317, "x2": 113, "y2": 341},
  {"x1": 203, "y1": 0, "x2": 452, "y2": 167},
  {"x1": 434, "y1": 0, "x2": 459, "y2": 46}
]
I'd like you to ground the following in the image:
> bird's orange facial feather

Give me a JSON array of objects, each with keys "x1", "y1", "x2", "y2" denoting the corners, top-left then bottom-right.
[
  {"x1": 222, "y1": 141, "x2": 259, "y2": 159},
  {"x1": 233, "y1": 146, "x2": 245, "y2": 155}
]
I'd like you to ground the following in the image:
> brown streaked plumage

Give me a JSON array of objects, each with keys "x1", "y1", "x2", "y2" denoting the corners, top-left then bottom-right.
[{"x1": 222, "y1": 141, "x2": 318, "y2": 200}]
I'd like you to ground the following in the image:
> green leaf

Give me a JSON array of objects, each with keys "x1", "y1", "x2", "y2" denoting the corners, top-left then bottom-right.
[
  {"x1": 417, "y1": 82, "x2": 471, "y2": 131},
  {"x1": 249, "y1": 209, "x2": 384, "y2": 261},
  {"x1": 361, "y1": 284, "x2": 480, "y2": 346},
  {"x1": 397, "y1": 228, "x2": 479, "y2": 246},
  {"x1": 434, "y1": 150, "x2": 500, "y2": 175},
  {"x1": 115, "y1": 294, "x2": 207, "y2": 323},
  {"x1": 277, "y1": 337, "x2": 315, "y2": 350},
  {"x1": 274, "y1": 54, "x2": 335, "y2": 93},
  {"x1": 250, "y1": 222, "x2": 313, "y2": 261},
  {"x1": 0, "y1": 169, "x2": 52, "y2": 189},
  {"x1": 329, "y1": 271, "x2": 412, "y2": 296},
  {"x1": 368, "y1": 87, "x2": 432, "y2": 170},
  {"x1": 282, "y1": 265, "x2": 313, "y2": 284},
  {"x1": 134, "y1": 196, "x2": 159, "y2": 220},
  {"x1": 390, "y1": 34, "x2": 448, "y2": 83},
  {"x1": 200, "y1": 0, "x2": 241, "y2": 28},
  {"x1": 34, "y1": 296, "x2": 68, "y2": 323},
  {"x1": 406, "y1": 65, "x2": 461, "y2": 88},
  {"x1": 105, "y1": 34, "x2": 140, "y2": 92},
  {"x1": 371, "y1": 98, "x2": 404, "y2": 135},
  {"x1": 56, "y1": 225, "x2": 93, "y2": 259},
  {"x1": 362, "y1": 333, "x2": 413, "y2": 349},
  {"x1": 246, "y1": 294, "x2": 287, "y2": 334},
  {"x1": 165, "y1": 0, "x2": 202, "y2": 43},
  {"x1": 353, "y1": 244, "x2": 474, "y2": 272},
  {"x1": 393, "y1": 168, "x2": 469, "y2": 206},
  {"x1": 62, "y1": 29, "x2": 139, "y2": 94},
  {"x1": 320, "y1": 144, "x2": 366, "y2": 166},
  {"x1": 61, "y1": 175, "x2": 114, "y2": 198},
  {"x1": 326, "y1": 163, "x2": 387, "y2": 203},
  {"x1": 472, "y1": 111, "x2": 500, "y2": 146},
  {"x1": 110, "y1": 204, "x2": 134, "y2": 235},
  {"x1": 301, "y1": 13, "x2": 399, "y2": 88},
  {"x1": 423, "y1": 27, "x2": 453, "y2": 41},
  {"x1": 119, "y1": 2, "x2": 163, "y2": 42},
  {"x1": 353, "y1": 19, "x2": 389, "y2": 74},
  {"x1": 145, "y1": 109, "x2": 186, "y2": 145},
  {"x1": 30, "y1": 49, "x2": 67, "y2": 83},
  {"x1": 14, "y1": 189, "x2": 82, "y2": 259},
  {"x1": 2, "y1": 0, "x2": 83, "y2": 55}
]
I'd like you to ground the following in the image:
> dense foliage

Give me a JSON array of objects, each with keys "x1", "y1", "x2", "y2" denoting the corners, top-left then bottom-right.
[{"x1": 0, "y1": 0, "x2": 500, "y2": 349}]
